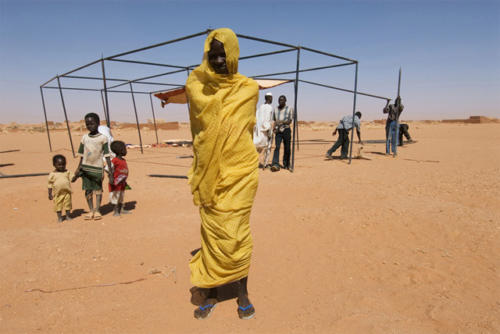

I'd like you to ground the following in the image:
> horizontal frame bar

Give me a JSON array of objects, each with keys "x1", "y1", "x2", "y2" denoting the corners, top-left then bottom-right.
[
  {"x1": 299, "y1": 79, "x2": 390, "y2": 101},
  {"x1": 239, "y1": 47, "x2": 297, "y2": 61},
  {"x1": 43, "y1": 86, "x2": 152, "y2": 95},
  {"x1": 300, "y1": 46, "x2": 356, "y2": 63},
  {"x1": 107, "y1": 30, "x2": 210, "y2": 59},
  {"x1": 106, "y1": 68, "x2": 187, "y2": 90},
  {"x1": 107, "y1": 58, "x2": 187, "y2": 69},
  {"x1": 252, "y1": 62, "x2": 354, "y2": 79}
]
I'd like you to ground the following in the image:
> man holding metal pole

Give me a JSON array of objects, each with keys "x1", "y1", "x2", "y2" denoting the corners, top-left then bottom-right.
[
  {"x1": 383, "y1": 96, "x2": 404, "y2": 156},
  {"x1": 384, "y1": 68, "x2": 404, "y2": 157}
]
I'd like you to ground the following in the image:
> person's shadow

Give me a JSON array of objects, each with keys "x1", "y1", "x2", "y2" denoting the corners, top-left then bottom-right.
[
  {"x1": 100, "y1": 200, "x2": 137, "y2": 215},
  {"x1": 188, "y1": 248, "x2": 240, "y2": 306}
]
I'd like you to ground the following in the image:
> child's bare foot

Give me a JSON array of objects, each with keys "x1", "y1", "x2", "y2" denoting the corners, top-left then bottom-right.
[{"x1": 237, "y1": 297, "x2": 255, "y2": 320}]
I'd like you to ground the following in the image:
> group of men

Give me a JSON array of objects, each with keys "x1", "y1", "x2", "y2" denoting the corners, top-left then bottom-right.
[
  {"x1": 254, "y1": 93, "x2": 414, "y2": 167},
  {"x1": 253, "y1": 92, "x2": 294, "y2": 172},
  {"x1": 324, "y1": 96, "x2": 413, "y2": 159}
]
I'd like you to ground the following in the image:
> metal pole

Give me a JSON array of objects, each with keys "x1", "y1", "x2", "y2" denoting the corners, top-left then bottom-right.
[
  {"x1": 101, "y1": 59, "x2": 111, "y2": 127},
  {"x1": 56, "y1": 76, "x2": 75, "y2": 157},
  {"x1": 395, "y1": 67, "x2": 402, "y2": 157},
  {"x1": 149, "y1": 93, "x2": 159, "y2": 145},
  {"x1": 129, "y1": 83, "x2": 144, "y2": 154},
  {"x1": 40, "y1": 87, "x2": 53, "y2": 152},
  {"x1": 185, "y1": 69, "x2": 191, "y2": 115},
  {"x1": 100, "y1": 90, "x2": 108, "y2": 125},
  {"x1": 348, "y1": 62, "x2": 359, "y2": 165},
  {"x1": 291, "y1": 47, "x2": 301, "y2": 172}
]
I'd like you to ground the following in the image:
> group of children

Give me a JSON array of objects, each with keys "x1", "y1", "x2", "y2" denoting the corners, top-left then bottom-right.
[{"x1": 47, "y1": 113, "x2": 130, "y2": 222}]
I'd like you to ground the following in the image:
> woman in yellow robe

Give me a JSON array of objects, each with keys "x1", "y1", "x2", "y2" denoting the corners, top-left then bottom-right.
[{"x1": 185, "y1": 28, "x2": 259, "y2": 319}]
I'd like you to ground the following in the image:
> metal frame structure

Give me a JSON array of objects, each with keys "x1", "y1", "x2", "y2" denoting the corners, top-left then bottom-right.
[{"x1": 40, "y1": 29, "x2": 390, "y2": 168}]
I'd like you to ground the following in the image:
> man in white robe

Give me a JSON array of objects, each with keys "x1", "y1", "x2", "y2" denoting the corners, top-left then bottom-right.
[{"x1": 253, "y1": 92, "x2": 274, "y2": 168}]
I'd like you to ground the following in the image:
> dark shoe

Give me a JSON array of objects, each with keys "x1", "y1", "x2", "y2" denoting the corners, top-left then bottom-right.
[
  {"x1": 325, "y1": 154, "x2": 333, "y2": 160},
  {"x1": 340, "y1": 155, "x2": 348, "y2": 159},
  {"x1": 271, "y1": 165, "x2": 280, "y2": 172}
]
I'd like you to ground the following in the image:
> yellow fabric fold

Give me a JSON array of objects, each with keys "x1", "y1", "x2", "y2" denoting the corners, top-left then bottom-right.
[{"x1": 185, "y1": 28, "x2": 259, "y2": 288}]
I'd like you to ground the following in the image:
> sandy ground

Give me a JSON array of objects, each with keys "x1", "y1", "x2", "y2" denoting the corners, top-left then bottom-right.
[{"x1": 0, "y1": 122, "x2": 499, "y2": 333}]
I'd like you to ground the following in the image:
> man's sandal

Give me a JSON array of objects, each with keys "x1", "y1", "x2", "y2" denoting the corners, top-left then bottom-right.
[
  {"x1": 83, "y1": 212, "x2": 93, "y2": 220},
  {"x1": 237, "y1": 303, "x2": 255, "y2": 320},
  {"x1": 194, "y1": 303, "x2": 217, "y2": 319},
  {"x1": 93, "y1": 211, "x2": 102, "y2": 220}
]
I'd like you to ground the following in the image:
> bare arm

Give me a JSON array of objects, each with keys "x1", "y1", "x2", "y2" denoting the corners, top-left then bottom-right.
[
  {"x1": 106, "y1": 156, "x2": 114, "y2": 184},
  {"x1": 48, "y1": 188, "x2": 53, "y2": 200},
  {"x1": 383, "y1": 99, "x2": 391, "y2": 114},
  {"x1": 356, "y1": 128, "x2": 362, "y2": 144},
  {"x1": 72, "y1": 157, "x2": 83, "y2": 182}
]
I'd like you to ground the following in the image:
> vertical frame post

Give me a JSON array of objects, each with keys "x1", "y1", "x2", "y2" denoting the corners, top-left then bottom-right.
[
  {"x1": 56, "y1": 76, "x2": 76, "y2": 157},
  {"x1": 149, "y1": 93, "x2": 159, "y2": 145},
  {"x1": 100, "y1": 90, "x2": 108, "y2": 125},
  {"x1": 291, "y1": 47, "x2": 301, "y2": 172},
  {"x1": 129, "y1": 83, "x2": 144, "y2": 154},
  {"x1": 101, "y1": 59, "x2": 111, "y2": 128},
  {"x1": 40, "y1": 87, "x2": 53, "y2": 152},
  {"x1": 348, "y1": 62, "x2": 359, "y2": 164}
]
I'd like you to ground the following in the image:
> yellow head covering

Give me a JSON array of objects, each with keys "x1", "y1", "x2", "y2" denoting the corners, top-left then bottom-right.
[{"x1": 185, "y1": 28, "x2": 259, "y2": 208}]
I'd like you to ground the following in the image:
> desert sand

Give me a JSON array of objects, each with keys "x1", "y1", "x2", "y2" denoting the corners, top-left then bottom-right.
[{"x1": 0, "y1": 121, "x2": 499, "y2": 333}]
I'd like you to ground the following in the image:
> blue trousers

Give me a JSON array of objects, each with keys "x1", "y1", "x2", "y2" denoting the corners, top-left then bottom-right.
[{"x1": 386, "y1": 120, "x2": 399, "y2": 154}]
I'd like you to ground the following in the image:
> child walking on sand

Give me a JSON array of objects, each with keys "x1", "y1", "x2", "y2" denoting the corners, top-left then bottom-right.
[
  {"x1": 48, "y1": 154, "x2": 74, "y2": 222},
  {"x1": 72, "y1": 113, "x2": 114, "y2": 220},
  {"x1": 109, "y1": 140, "x2": 130, "y2": 216}
]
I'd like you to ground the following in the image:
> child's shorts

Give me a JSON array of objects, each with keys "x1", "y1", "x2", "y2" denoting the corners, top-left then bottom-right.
[
  {"x1": 54, "y1": 193, "x2": 72, "y2": 212},
  {"x1": 109, "y1": 190, "x2": 125, "y2": 205},
  {"x1": 81, "y1": 167, "x2": 103, "y2": 193}
]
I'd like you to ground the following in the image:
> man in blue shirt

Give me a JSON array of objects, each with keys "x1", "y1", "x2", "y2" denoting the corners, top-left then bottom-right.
[{"x1": 325, "y1": 111, "x2": 362, "y2": 160}]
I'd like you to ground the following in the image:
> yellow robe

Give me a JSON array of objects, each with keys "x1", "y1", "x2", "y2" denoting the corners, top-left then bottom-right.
[{"x1": 185, "y1": 28, "x2": 259, "y2": 288}]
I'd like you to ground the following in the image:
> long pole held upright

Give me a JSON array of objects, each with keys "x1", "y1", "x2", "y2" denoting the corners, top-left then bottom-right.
[
  {"x1": 394, "y1": 67, "x2": 402, "y2": 157},
  {"x1": 56, "y1": 76, "x2": 76, "y2": 157},
  {"x1": 397, "y1": 67, "x2": 401, "y2": 98}
]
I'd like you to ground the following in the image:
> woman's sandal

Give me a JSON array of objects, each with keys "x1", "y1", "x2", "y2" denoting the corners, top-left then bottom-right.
[
  {"x1": 93, "y1": 211, "x2": 102, "y2": 220},
  {"x1": 237, "y1": 300, "x2": 255, "y2": 320},
  {"x1": 194, "y1": 302, "x2": 217, "y2": 319}
]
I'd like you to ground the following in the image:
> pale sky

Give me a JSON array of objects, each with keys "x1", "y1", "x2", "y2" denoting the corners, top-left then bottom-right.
[{"x1": 1, "y1": 0, "x2": 499, "y2": 123}]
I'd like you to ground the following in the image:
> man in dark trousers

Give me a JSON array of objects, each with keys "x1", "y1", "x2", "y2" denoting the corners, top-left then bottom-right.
[
  {"x1": 271, "y1": 95, "x2": 293, "y2": 172},
  {"x1": 398, "y1": 123, "x2": 413, "y2": 146},
  {"x1": 325, "y1": 111, "x2": 362, "y2": 159}
]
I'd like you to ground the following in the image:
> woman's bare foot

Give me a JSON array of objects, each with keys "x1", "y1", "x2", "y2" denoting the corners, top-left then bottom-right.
[
  {"x1": 237, "y1": 297, "x2": 255, "y2": 319},
  {"x1": 194, "y1": 298, "x2": 217, "y2": 319}
]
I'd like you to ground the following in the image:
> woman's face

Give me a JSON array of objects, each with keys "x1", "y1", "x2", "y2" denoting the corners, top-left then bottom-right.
[{"x1": 208, "y1": 39, "x2": 229, "y2": 74}]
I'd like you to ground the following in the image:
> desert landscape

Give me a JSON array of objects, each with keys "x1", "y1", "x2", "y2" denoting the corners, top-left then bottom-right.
[{"x1": 1, "y1": 119, "x2": 499, "y2": 333}]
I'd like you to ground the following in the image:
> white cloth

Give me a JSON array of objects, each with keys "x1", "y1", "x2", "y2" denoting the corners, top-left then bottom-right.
[
  {"x1": 98, "y1": 125, "x2": 114, "y2": 172},
  {"x1": 253, "y1": 103, "x2": 273, "y2": 148}
]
